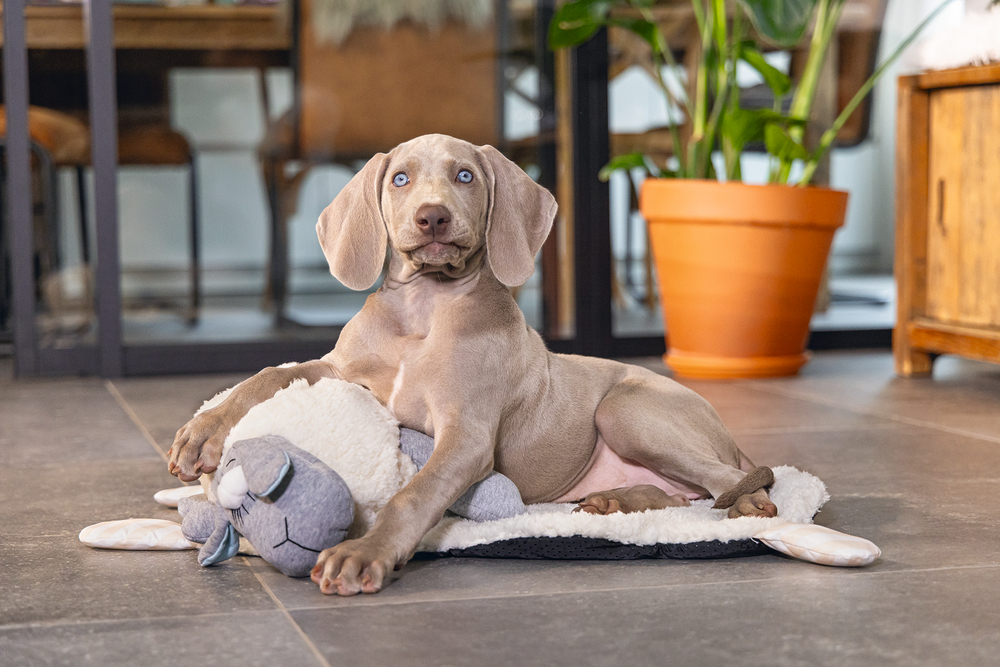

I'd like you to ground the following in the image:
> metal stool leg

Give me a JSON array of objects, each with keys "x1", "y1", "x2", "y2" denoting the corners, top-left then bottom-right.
[
  {"x1": 187, "y1": 155, "x2": 200, "y2": 325},
  {"x1": 75, "y1": 165, "x2": 90, "y2": 265}
]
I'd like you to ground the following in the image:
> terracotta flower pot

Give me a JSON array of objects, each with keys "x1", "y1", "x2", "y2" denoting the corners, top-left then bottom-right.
[{"x1": 640, "y1": 179, "x2": 848, "y2": 379}]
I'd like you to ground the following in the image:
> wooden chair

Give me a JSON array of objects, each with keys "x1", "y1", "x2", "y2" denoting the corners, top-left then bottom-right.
[
  {"x1": 259, "y1": 0, "x2": 501, "y2": 320},
  {"x1": 0, "y1": 105, "x2": 201, "y2": 329}
]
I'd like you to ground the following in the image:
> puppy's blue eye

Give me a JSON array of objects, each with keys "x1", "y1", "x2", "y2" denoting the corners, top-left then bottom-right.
[
  {"x1": 457, "y1": 169, "x2": 473, "y2": 184},
  {"x1": 393, "y1": 173, "x2": 409, "y2": 187}
]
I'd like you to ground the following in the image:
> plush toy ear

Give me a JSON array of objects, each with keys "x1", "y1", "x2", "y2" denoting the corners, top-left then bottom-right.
[
  {"x1": 316, "y1": 152, "x2": 390, "y2": 290},
  {"x1": 230, "y1": 436, "x2": 292, "y2": 498},
  {"x1": 478, "y1": 144, "x2": 557, "y2": 287}
]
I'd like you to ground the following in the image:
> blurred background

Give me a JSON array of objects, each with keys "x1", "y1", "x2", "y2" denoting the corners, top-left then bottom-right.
[{"x1": 0, "y1": 0, "x2": 973, "y2": 376}]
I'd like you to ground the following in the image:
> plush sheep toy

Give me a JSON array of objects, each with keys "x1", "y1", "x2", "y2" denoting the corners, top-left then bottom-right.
[
  {"x1": 177, "y1": 424, "x2": 526, "y2": 578},
  {"x1": 178, "y1": 435, "x2": 355, "y2": 577}
]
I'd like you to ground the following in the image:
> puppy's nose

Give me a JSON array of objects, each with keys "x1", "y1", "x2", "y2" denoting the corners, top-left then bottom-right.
[{"x1": 414, "y1": 204, "x2": 451, "y2": 233}]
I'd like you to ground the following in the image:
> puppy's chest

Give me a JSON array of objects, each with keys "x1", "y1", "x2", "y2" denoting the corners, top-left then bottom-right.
[{"x1": 366, "y1": 340, "x2": 441, "y2": 435}]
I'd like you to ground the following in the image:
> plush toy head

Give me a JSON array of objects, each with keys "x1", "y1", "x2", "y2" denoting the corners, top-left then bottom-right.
[{"x1": 179, "y1": 435, "x2": 353, "y2": 577}]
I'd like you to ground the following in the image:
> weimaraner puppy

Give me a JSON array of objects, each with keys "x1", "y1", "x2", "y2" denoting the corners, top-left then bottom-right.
[{"x1": 168, "y1": 134, "x2": 776, "y2": 596}]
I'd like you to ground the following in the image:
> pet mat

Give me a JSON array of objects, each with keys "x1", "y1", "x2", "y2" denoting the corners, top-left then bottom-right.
[
  {"x1": 81, "y1": 466, "x2": 881, "y2": 567},
  {"x1": 416, "y1": 465, "x2": 832, "y2": 561}
]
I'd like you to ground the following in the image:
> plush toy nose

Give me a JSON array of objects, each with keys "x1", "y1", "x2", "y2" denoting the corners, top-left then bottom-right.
[
  {"x1": 217, "y1": 466, "x2": 249, "y2": 509},
  {"x1": 414, "y1": 204, "x2": 451, "y2": 234}
]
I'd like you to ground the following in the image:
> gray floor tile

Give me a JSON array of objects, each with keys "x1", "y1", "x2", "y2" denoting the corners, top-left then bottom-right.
[
  {"x1": 619, "y1": 357, "x2": 894, "y2": 435},
  {"x1": 4, "y1": 349, "x2": 1000, "y2": 667},
  {"x1": 738, "y1": 423, "x2": 1000, "y2": 570},
  {"x1": 0, "y1": 610, "x2": 323, "y2": 667},
  {"x1": 291, "y1": 566, "x2": 1000, "y2": 667},
  {"x1": 248, "y1": 551, "x2": 819, "y2": 611},
  {"x1": 748, "y1": 351, "x2": 1000, "y2": 442},
  {"x1": 109, "y1": 373, "x2": 248, "y2": 450},
  {"x1": 0, "y1": 459, "x2": 190, "y2": 539},
  {"x1": 0, "y1": 540, "x2": 274, "y2": 626},
  {"x1": 0, "y1": 379, "x2": 156, "y2": 465}
]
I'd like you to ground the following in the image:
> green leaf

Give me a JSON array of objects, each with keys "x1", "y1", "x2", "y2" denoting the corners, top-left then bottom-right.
[
  {"x1": 599, "y1": 152, "x2": 662, "y2": 181},
  {"x1": 608, "y1": 16, "x2": 665, "y2": 54},
  {"x1": 765, "y1": 123, "x2": 809, "y2": 162},
  {"x1": 548, "y1": 0, "x2": 616, "y2": 50},
  {"x1": 720, "y1": 108, "x2": 778, "y2": 156},
  {"x1": 738, "y1": 42, "x2": 791, "y2": 97},
  {"x1": 737, "y1": 0, "x2": 820, "y2": 47}
]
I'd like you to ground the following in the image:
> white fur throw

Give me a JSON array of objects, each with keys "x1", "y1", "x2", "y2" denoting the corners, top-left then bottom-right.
[
  {"x1": 198, "y1": 374, "x2": 829, "y2": 553},
  {"x1": 908, "y1": 8, "x2": 1000, "y2": 71}
]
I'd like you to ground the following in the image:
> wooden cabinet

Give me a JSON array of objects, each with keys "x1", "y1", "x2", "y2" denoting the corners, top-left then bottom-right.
[{"x1": 895, "y1": 65, "x2": 1000, "y2": 376}]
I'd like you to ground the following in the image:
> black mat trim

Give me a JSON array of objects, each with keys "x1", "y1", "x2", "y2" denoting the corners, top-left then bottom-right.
[{"x1": 430, "y1": 535, "x2": 771, "y2": 560}]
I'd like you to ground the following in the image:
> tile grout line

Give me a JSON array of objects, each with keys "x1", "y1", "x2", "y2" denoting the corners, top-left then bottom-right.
[
  {"x1": 0, "y1": 607, "x2": 290, "y2": 634},
  {"x1": 4, "y1": 561, "x2": 1000, "y2": 632},
  {"x1": 279, "y1": 561, "x2": 1000, "y2": 613},
  {"x1": 744, "y1": 381, "x2": 1000, "y2": 446},
  {"x1": 243, "y1": 557, "x2": 333, "y2": 667},
  {"x1": 729, "y1": 422, "x2": 902, "y2": 437},
  {"x1": 104, "y1": 380, "x2": 169, "y2": 463}
]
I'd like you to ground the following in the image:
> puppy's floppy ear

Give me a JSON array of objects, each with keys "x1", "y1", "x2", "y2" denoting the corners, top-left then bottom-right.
[
  {"x1": 479, "y1": 144, "x2": 557, "y2": 287},
  {"x1": 316, "y1": 152, "x2": 390, "y2": 290}
]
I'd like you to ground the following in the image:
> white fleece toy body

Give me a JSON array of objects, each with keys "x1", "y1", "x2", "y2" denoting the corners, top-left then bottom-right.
[{"x1": 198, "y1": 372, "x2": 416, "y2": 538}]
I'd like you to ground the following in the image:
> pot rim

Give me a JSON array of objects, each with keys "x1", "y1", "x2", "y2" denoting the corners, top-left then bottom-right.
[{"x1": 640, "y1": 178, "x2": 848, "y2": 229}]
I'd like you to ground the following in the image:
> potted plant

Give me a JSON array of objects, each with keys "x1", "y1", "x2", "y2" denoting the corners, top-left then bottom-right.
[{"x1": 550, "y1": 0, "x2": 951, "y2": 378}]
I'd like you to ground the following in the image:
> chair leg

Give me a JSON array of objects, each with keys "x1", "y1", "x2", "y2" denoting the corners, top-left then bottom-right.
[
  {"x1": 262, "y1": 158, "x2": 285, "y2": 320},
  {"x1": 34, "y1": 145, "x2": 58, "y2": 283},
  {"x1": 262, "y1": 157, "x2": 309, "y2": 325},
  {"x1": 187, "y1": 156, "x2": 201, "y2": 326},
  {"x1": 0, "y1": 155, "x2": 8, "y2": 331},
  {"x1": 75, "y1": 166, "x2": 90, "y2": 265},
  {"x1": 43, "y1": 152, "x2": 61, "y2": 272}
]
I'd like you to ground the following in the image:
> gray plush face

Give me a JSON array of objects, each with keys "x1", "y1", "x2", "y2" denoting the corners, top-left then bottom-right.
[{"x1": 187, "y1": 435, "x2": 355, "y2": 578}]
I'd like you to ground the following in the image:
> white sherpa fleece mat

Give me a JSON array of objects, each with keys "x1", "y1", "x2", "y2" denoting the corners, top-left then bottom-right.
[{"x1": 417, "y1": 465, "x2": 828, "y2": 553}]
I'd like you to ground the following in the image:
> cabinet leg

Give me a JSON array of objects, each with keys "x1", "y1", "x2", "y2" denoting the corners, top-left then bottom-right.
[{"x1": 894, "y1": 347, "x2": 933, "y2": 377}]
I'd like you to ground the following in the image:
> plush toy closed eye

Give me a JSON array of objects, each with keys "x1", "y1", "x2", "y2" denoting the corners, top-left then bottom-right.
[{"x1": 178, "y1": 435, "x2": 354, "y2": 577}]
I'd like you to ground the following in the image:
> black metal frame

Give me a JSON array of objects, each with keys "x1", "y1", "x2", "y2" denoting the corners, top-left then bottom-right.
[
  {"x1": 4, "y1": 0, "x2": 39, "y2": 376},
  {"x1": 3, "y1": 2, "x2": 886, "y2": 377}
]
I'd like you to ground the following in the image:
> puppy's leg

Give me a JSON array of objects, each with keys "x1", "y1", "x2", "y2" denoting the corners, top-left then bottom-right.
[
  {"x1": 590, "y1": 369, "x2": 776, "y2": 518},
  {"x1": 168, "y1": 359, "x2": 339, "y2": 481},
  {"x1": 312, "y1": 421, "x2": 494, "y2": 595},
  {"x1": 574, "y1": 485, "x2": 691, "y2": 514}
]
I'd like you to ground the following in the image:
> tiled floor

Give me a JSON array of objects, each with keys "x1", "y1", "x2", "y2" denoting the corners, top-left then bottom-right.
[{"x1": 3, "y1": 350, "x2": 1000, "y2": 666}]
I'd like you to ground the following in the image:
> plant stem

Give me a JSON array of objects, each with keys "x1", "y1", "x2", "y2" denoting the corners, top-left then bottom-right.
[
  {"x1": 798, "y1": 0, "x2": 957, "y2": 186},
  {"x1": 641, "y1": 5, "x2": 689, "y2": 175},
  {"x1": 775, "y1": 0, "x2": 845, "y2": 184},
  {"x1": 651, "y1": 50, "x2": 688, "y2": 176},
  {"x1": 701, "y1": 0, "x2": 733, "y2": 179},
  {"x1": 724, "y1": 6, "x2": 746, "y2": 181},
  {"x1": 687, "y1": 2, "x2": 713, "y2": 176}
]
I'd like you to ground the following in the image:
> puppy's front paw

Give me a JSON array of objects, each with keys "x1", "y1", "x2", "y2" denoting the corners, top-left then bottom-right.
[
  {"x1": 167, "y1": 408, "x2": 228, "y2": 482},
  {"x1": 310, "y1": 538, "x2": 397, "y2": 596}
]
